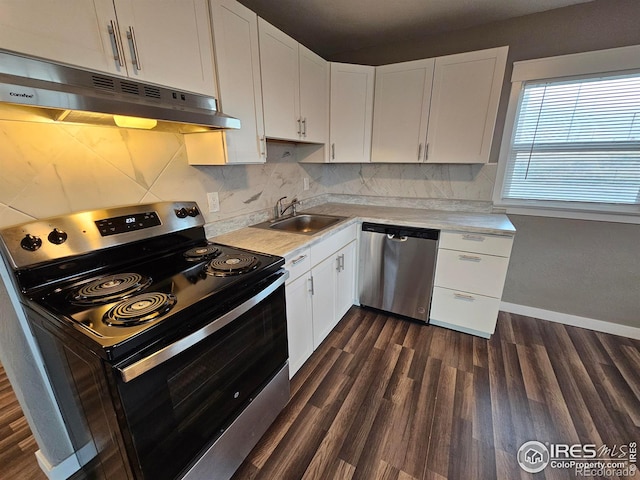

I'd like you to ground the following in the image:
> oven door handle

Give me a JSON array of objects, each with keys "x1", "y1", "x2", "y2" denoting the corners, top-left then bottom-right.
[{"x1": 117, "y1": 270, "x2": 288, "y2": 383}]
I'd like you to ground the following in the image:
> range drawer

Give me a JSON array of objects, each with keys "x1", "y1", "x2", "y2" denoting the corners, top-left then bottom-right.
[
  {"x1": 430, "y1": 286, "x2": 501, "y2": 336},
  {"x1": 439, "y1": 231, "x2": 513, "y2": 257},
  {"x1": 434, "y1": 248, "x2": 509, "y2": 298}
]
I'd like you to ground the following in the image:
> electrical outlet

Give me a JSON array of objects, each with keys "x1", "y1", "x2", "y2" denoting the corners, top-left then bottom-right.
[
  {"x1": 303, "y1": 177, "x2": 310, "y2": 191},
  {"x1": 207, "y1": 192, "x2": 220, "y2": 213}
]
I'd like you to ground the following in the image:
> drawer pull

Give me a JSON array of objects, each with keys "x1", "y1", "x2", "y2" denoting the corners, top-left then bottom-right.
[
  {"x1": 458, "y1": 254, "x2": 482, "y2": 262},
  {"x1": 291, "y1": 254, "x2": 307, "y2": 266},
  {"x1": 462, "y1": 234, "x2": 485, "y2": 242},
  {"x1": 454, "y1": 293, "x2": 475, "y2": 301}
]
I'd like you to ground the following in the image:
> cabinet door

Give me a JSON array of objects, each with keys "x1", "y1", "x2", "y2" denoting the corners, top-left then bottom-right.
[
  {"x1": 258, "y1": 18, "x2": 300, "y2": 141},
  {"x1": 371, "y1": 59, "x2": 434, "y2": 163},
  {"x1": 334, "y1": 241, "x2": 356, "y2": 321},
  {"x1": 285, "y1": 273, "x2": 314, "y2": 377},
  {"x1": 210, "y1": 0, "x2": 265, "y2": 163},
  {"x1": 0, "y1": 0, "x2": 123, "y2": 75},
  {"x1": 299, "y1": 46, "x2": 329, "y2": 144},
  {"x1": 426, "y1": 46, "x2": 508, "y2": 163},
  {"x1": 329, "y1": 63, "x2": 375, "y2": 163},
  {"x1": 311, "y1": 255, "x2": 337, "y2": 349},
  {"x1": 112, "y1": 0, "x2": 216, "y2": 95}
]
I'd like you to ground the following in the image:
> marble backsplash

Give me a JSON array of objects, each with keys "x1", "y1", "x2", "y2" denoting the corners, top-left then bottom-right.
[{"x1": 0, "y1": 120, "x2": 498, "y2": 230}]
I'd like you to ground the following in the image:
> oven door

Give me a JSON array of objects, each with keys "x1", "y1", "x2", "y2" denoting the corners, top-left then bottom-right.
[{"x1": 112, "y1": 272, "x2": 288, "y2": 480}]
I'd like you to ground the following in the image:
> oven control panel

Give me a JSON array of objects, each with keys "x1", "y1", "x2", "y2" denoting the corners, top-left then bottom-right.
[
  {"x1": 0, "y1": 201, "x2": 204, "y2": 269},
  {"x1": 95, "y1": 212, "x2": 161, "y2": 236}
]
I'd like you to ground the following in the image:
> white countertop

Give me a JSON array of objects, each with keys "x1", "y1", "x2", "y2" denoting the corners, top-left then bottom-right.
[{"x1": 211, "y1": 202, "x2": 515, "y2": 260}]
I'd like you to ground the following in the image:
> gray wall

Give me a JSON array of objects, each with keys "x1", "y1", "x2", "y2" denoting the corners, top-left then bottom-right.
[{"x1": 333, "y1": 0, "x2": 640, "y2": 328}]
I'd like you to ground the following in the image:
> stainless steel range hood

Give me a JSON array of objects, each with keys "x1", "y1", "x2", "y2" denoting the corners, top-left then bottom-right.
[{"x1": 0, "y1": 49, "x2": 240, "y2": 133}]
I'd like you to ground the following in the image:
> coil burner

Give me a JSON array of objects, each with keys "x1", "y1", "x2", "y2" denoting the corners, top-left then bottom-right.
[
  {"x1": 72, "y1": 273, "x2": 152, "y2": 305},
  {"x1": 103, "y1": 292, "x2": 177, "y2": 326},
  {"x1": 205, "y1": 253, "x2": 259, "y2": 277},
  {"x1": 183, "y1": 244, "x2": 221, "y2": 262}
]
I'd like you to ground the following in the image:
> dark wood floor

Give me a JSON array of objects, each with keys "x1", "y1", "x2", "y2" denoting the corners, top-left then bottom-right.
[
  {"x1": 2, "y1": 308, "x2": 639, "y2": 479},
  {"x1": 231, "y1": 308, "x2": 640, "y2": 480},
  {"x1": 0, "y1": 364, "x2": 46, "y2": 480}
]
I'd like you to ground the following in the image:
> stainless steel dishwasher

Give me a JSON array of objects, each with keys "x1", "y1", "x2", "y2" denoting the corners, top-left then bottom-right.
[{"x1": 359, "y1": 222, "x2": 439, "y2": 322}]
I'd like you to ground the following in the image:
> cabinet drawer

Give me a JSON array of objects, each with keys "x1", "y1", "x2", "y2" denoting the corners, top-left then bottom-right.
[
  {"x1": 439, "y1": 231, "x2": 513, "y2": 257},
  {"x1": 310, "y1": 223, "x2": 357, "y2": 265},
  {"x1": 430, "y1": 286, "x2": 500, "y2": 337},
  {"x1": 284, "y1": 248, "x2": 311, "y2": 284},
  {"x1": 435, "y1": 248, "x2": 509, "y2": 298}
]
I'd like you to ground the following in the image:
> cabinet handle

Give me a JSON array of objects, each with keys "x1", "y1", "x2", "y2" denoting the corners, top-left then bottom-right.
[
  {"x1": 424, "y1": 143, "x2": 429, "y2": 161},
  {"x1": 453, "y1": 292, "x2": 475, "y2": 301},
  {"x1": 291, "y1": 254, "x2": 307, "y2": 265},
  {"x1": 297, "y1": 118, "x2": 302, "y2": 136},
  {"x1": 462, "y1": 234, "x2": 486, "y2": 242},
  {"x1": 340, "y1": 253, "x2": 345, "y2": 271},
  {"x1": 259, "y1": 136, "x2": 266, "y2": 157},
  {"x1": 417, "y1": 143, "x2": 423, "y2": 161},
  {"x1": 126, "y1": 26, "x2": 142, "y2": 70},
  {"x1": 302, "y1": 117, "x2": 307, "y2": 137},
  {"x1": 309, "y1": 276, "x2": 314, "y2": 295},
  {"x1": 108, "y1": 21, "x2": 125, "y2": 67},
  {"x1": 331, "y1": 143, "x2": 335, "y2": 160},
  {"x1": 458, "y1": 254, "x2": 482, "y2": 262},
  {"x1": 336, "y1": 256, "x2": 341, "y2": 272}
]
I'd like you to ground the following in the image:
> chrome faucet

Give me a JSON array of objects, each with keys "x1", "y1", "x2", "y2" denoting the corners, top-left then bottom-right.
[{"x1": 275, "y1": 196, "x2": 301, "y2": 218}]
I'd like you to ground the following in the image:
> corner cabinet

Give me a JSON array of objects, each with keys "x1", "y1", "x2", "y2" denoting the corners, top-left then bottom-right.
[
  {"x1": 329, "y1": 63, "x2": 375, "y2": 163},
  {"x1": 284, "y1": 223, "x2": 357, "y2": 377},
  {"x1": 258, "y1": 18, "x2": 329, "y2": 144},
  {"x1": 430, "y1": 231, "x2": 514, "y2": 338},
  {"x1": 371, "y1": 46, "x2": 508, "y2": 164},
  {"x1": 371, "y1": 59, "x2": 435, "y2": 163},
  {"x1": 0, "y1": 0, "x2": 217, "y2": 95}
]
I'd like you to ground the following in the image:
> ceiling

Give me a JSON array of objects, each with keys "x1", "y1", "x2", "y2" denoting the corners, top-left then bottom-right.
[{"x1": 237, "y1": 0, "x2": 595, "y2": 58}]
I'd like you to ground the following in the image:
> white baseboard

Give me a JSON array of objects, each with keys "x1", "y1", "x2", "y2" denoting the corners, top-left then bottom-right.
[
  {"x1": 36, "y1": 450, "x2": 80, "y2": 480},
  {"x1": 500, "y1": 302, "x2": 640, "y2": 340}
]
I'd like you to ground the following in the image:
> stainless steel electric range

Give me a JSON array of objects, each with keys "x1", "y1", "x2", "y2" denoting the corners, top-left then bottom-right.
[{"x1": 0, "y1": 201, "x2": 290, "y2": 480}]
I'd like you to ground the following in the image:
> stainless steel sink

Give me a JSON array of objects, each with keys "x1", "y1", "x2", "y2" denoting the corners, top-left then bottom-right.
[{"x1": 251, "y1": 214, "x2": 346, "y2": 235}]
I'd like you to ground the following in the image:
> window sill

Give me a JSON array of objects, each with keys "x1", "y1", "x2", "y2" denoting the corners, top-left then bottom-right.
[{"x1": 500, "y1": 205, "x2": 640, "y2": 224}]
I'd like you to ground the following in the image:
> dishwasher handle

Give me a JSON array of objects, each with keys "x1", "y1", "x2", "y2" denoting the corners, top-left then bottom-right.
[
  {"x1": 362, "y1": 222, "x2": 439, "y2": 240},
  {"x1": 386, "y1": 233, "x2": 408, "y2": 242}
]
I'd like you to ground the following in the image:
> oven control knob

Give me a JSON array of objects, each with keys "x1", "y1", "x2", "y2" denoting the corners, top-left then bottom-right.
[
  {"x1": 175, "y1": 208, "x2": 188, "y2": 218},
  {"x1": 20, "y1": 234, "x2": 42, "y2": 251},
  {"x1": 187, "y1": 206, "x2": 200, "y2": 217},
  {"x1": 48, "y1": 228, "x2": 68, "y2": 245}
]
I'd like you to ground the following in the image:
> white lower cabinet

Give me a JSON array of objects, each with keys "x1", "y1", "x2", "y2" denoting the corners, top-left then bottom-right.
[
  {"x1": 284, "y1": 224, "x2": 357, "y2": 377},
  {"x1": 431, "y1": 231, "x2": 514, "y2": 338},
  {"x1": 285, "y1": 271, "x2": 314, "y2": 376}
]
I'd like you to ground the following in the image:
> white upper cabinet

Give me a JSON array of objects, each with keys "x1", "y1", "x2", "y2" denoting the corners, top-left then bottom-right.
[
  {"x1": 426, "y1": 46, "x2": 508, "y2": 163},
  {"x1": 0, "y1": 0, "x2": 217, "y2": 95},
  {"x1": 298, "y1": 46, "x2": 330, "y2": 144},
  {"x1": 209, "y1": 0, "x2": 265, "y2": 163},
  {"x1": 0, "y1": 0, "x2": 120, "y2": 75},
  {"x1": 258, "y1": 18, "x2": 329, "y2": 143},
  {"x1": 371, "y1": 46, "x2": 508, "y2": 164},
  {"x1": 111, "y1": 0, "x2": 216, "y2": 95},
  {"x1": 329, "y1": 63, "x2": 375, "y2": 163},
  {"x1": 371, "y1": 59, "x2": 435, "y2": 163}
]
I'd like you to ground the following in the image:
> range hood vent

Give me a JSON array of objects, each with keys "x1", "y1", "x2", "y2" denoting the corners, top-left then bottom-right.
[{"x1": 0, "y1": 49, "x2": 240, "y2": 133}]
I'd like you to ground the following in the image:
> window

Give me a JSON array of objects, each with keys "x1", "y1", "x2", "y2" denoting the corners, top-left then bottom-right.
[{"x1": 495, "y1": 45, "x2": 640, "y2": 219}]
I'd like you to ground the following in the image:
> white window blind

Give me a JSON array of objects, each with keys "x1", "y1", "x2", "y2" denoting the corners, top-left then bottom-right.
[{"x1": 502, "y1": 73, "x2": 640, "y2": 206}]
